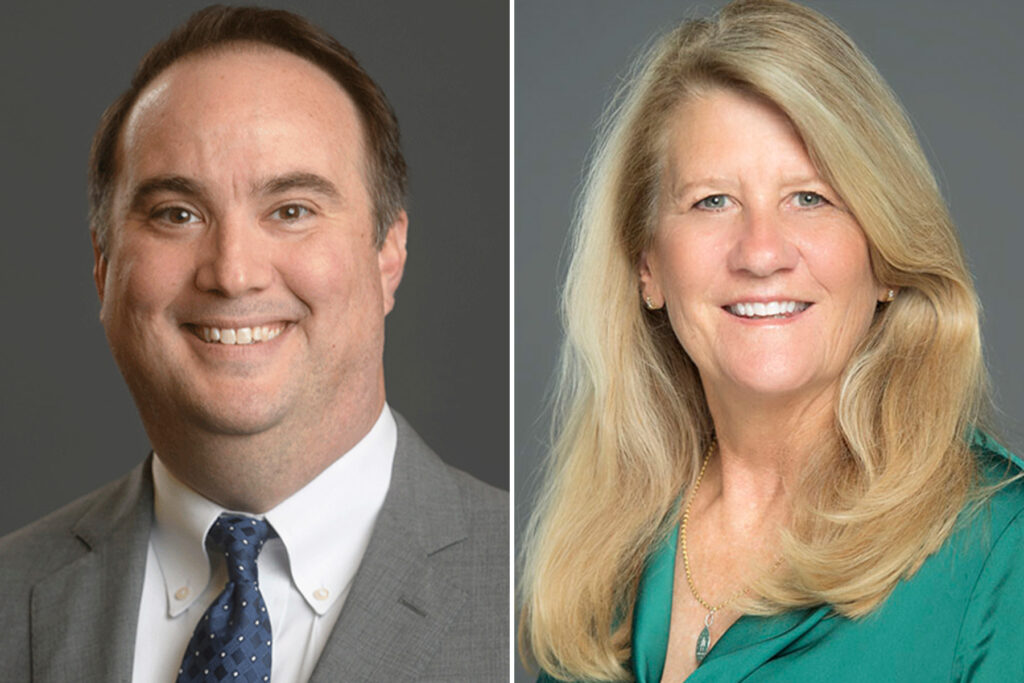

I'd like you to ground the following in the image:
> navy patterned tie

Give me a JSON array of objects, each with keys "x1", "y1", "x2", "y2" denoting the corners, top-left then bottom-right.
[{"x1": 177, "y1": 514, "x2": 273, "y2": 682}]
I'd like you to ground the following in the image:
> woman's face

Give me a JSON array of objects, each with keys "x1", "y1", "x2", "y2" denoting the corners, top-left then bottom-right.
[{"x1": 641, "y1": 89, "x2": 886, "y2": 408}]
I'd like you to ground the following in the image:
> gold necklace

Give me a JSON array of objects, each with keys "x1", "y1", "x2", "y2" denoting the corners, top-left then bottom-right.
[{"x1": 679, "y1": 439, "x2": 781, "y2": 665}]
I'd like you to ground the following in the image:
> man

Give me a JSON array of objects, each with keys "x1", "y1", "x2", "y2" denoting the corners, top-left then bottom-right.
[{"x1": 0, "y1": 6, "x2": 508, "y2": 682}]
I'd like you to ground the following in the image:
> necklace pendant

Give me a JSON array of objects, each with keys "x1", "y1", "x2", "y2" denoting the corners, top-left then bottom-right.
[{"x1": 695, "y1": 624, "x2": 710, "y2": 664}]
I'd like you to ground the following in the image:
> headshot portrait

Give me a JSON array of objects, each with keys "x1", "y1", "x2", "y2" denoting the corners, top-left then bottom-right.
[
  {"x1": 0, "y1": 2, "x2": 508, "y2": 681},
  {"x1": 517, "y1": 0, "x2": 1024, "y2": 681}
]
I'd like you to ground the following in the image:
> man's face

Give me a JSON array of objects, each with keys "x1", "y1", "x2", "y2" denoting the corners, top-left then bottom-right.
[{"x1": 94, "y1": 47, "x2": 406, "y2": 443}]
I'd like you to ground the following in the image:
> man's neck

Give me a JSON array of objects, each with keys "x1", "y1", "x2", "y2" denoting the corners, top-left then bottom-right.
[{"x1": 147, "y1": 396, "x2": 387, "y2": 514}]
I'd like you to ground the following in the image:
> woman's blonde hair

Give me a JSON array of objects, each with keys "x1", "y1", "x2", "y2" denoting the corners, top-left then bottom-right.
[{"x1": 519, "y1": 0, "x2": 990, "y2": 680}]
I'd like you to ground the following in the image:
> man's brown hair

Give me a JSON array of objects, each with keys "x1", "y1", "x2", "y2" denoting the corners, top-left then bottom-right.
[{"x1": 89, "y1": 4, "x2": 407, "y2": 252}]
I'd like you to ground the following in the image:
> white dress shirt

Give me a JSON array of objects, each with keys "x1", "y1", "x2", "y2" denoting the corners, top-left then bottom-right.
[{"x1": 131, "y1": 406, "x2": 396, "y2": 682}]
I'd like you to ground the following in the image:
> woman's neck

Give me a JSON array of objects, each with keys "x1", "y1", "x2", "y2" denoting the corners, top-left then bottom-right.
[{"x1": 698, "y1": 381, "x2": 837, "y2": 523}]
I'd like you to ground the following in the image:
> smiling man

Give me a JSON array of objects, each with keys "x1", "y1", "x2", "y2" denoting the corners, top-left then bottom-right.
[{"x1": 0, "y1": 6, "x2": 507, "y2": 682}]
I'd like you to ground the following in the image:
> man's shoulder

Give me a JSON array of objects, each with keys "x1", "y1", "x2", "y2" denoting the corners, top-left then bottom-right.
[
  {"x1": 302, "y1": 413, "x2": 508, "y2": 680},
  {"x1": 0, "y1": 476, "x2": 118, "y2": 565},
  {"x1": 0, "y1": 463, "x2": 150, "y2": 580},
  {"x1": 0, "y1": 463, "x2": 151, "y2": 679},
  {"x1": 392, "y1": 412, "x2": 508, "y2": 554},
  {"x1": 382, "y1": 414, "x2": 509, "y2": 678},
  {"x1": 433, "y1": 460, "x2": 509, "y2": 580},
  {"x1": 444, "y1": 462, "x2": 509, "y2": 524},
  {"x1": 391, "y1": 409, "x2": 508, "y2": 522}
]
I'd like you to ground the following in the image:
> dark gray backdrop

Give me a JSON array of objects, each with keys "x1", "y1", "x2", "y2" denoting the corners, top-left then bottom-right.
[
  {"x1": 515, "y1": 0, "x2": 1023, "y2": 679},
  {"x1": 0, "y1": 0, "x2": 508, "y2": 538}
]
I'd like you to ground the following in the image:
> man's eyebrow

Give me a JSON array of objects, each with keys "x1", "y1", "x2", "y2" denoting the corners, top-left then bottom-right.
[
  {"x1": 129, "y1": 176, "x2": 205, "y2": 212},
  {"x1": 255, "y1": 172, "x2": 342, "y2": 201}
]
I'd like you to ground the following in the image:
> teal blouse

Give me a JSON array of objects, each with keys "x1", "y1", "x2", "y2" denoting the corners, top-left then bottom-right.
[{"x1": 539, "y1": 432, "x2": 1024, "y2": 681}]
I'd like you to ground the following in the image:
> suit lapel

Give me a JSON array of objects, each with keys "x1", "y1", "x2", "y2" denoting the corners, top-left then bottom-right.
[
  {"x1": 31, "y1": 461, "x2": 152, "y2": 683},
  {"x1": 310, "y1": 413, "x2": 469, "y2": 681}
]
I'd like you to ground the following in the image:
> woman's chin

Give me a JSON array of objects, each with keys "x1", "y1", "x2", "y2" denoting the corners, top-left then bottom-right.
[{"x1": 711, "y1": 367, "x2": 834, "y2": 407}]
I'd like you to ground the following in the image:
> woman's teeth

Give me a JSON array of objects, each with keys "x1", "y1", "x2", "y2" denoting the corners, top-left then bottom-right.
[{"x1": 727, "y1": 301, "x2": 810, "y2": 318}]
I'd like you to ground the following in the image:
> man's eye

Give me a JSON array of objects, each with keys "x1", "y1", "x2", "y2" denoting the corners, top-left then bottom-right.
[
  {"x1": 694, "y1": 195, "x2": 731, "y2": 211},
  {"x1": 153, "y1": 207, "x2": 200, "y2": 224},
  {"x1": 794, "y1": 192, "x2": 827, "y2": 208},
  {"x1": 273, "y1": 204, "x2": 311, "y2": 221}
]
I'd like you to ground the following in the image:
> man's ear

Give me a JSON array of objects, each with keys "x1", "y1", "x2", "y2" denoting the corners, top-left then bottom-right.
[
  {"x1": 91, "y1": 230, "x2": 108, "y2": 305},
  {"x1": 378, "y1": 210, "x2": 408, "y2": 315}
]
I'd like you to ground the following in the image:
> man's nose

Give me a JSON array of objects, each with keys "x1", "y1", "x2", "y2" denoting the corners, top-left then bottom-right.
[
  {"x1": 194, "y1": 214, "x2": 273, "y2": 297},
  {"x1": 726, "y1": 207, "x2": 799, "y2": 277}
]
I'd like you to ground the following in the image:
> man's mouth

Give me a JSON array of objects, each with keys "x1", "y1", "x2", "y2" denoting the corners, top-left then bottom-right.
[
  {"x1": 725, "y1": 301, "x2": 811, "y2": 319},
  {"x1": 190, "y1": 323, "x2": 287, "y2": 345}
]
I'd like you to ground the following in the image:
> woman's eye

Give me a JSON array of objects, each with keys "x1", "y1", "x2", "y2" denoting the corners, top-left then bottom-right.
[
  {"x1": 153, "y1": 207, "x2": 200, "y2": 225},
  {"x1": 694, "y1": 195, "x2": 731, "y2": 210},
  {"x1": 794, "y1": 192, "x2": 827, "y2": 208},
  {"x1": 273, "y1": 204, "x2": 310, "y2": 221}
]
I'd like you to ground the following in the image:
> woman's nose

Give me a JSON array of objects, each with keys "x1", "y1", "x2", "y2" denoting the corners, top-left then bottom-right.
[{"x1": 726, "y1": 208, "x2": 799, "y2": 277}]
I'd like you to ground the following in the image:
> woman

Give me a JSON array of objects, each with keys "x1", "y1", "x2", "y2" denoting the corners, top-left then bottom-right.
[{"x1": 518, "y1": 1, "x2": 1024, "y2": 681}]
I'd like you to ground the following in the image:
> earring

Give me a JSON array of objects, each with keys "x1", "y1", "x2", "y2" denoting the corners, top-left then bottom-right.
[
  {"x1": 644, "y1": 296, "x2": 660, "y2": 311},
  {"x1": 885, "y1": 289, "x2": 896, "y2": 302}
]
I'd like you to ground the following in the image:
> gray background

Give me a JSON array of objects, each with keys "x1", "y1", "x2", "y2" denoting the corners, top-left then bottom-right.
[
  {"x1": 0, "y1": 0, "x2": 508, "y2": 538},
  {"x1": 515, "y1": 0, "x2": 1023, "y2": 679}
]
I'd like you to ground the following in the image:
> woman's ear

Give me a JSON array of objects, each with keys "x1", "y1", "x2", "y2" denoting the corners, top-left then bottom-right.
[{"x1": 639, "y1": 251, "x2": 664, "y2": 310}]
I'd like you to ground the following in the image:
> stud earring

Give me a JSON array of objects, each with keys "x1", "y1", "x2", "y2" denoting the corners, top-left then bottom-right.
[
  {"x1": 885, "y1": 289, "x2": 896, "y2": 302},
  {"x1": 644, "y1": 296, "x2": 661, "y2": 311}
]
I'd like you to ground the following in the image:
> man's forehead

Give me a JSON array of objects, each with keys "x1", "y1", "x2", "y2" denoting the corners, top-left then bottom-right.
[{"x1": 119, "y1": 45, "x2": 365, "y2": 173}]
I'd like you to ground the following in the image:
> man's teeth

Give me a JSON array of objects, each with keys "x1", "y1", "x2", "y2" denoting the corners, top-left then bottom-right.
[
  {"x1": 199, "y1": 325, "x2": 283, "y2": 345},
  {"x1": 728, "y1": 301, "x2": 809, "y2": 318}
]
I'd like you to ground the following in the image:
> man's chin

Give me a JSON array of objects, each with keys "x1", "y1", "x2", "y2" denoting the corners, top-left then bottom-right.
[
  {"x1": 191, "y1": 407, "x2": 290, "y2": 437},
  {"x1": 177, "y1": 392, "x2": 294, "y2": 438}
]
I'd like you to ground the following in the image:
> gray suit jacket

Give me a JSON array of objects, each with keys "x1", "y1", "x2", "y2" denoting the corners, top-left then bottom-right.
[{"x1": 0, "y1": 414, "x2": 508, "y2": 681}]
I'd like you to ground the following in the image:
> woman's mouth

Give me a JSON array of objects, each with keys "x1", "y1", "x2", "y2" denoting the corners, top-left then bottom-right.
[{"x1": 725, "y1": 301, "x2": 811, "y2": 319}]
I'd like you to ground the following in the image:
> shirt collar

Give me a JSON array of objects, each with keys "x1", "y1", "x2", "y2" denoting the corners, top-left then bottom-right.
[{"x1": 151, "y1": 405, "x2": 397, "y2": 617}]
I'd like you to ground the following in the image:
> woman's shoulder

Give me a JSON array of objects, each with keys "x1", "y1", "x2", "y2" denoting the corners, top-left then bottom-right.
[
  {"x1": 971, "y1": 428, "x2": 1024, "y2": 470},
  {"x1": 969, "y1": 429, "x2": 1024, "y2": 521},
  {"x1": 956, "y1": 429, "x2": 1024, "y2": 561},
  {"x1": 947, "y1": 430, "x2": 1024, "y2": 679}
]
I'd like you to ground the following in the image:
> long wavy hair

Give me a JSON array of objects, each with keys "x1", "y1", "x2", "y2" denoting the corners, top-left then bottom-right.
[{"x1": 519, "y1": 1, "x2": 990, "y2": 680}]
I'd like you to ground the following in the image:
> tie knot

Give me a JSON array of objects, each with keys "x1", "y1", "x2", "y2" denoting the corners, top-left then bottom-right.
[{"x1": 207, "y1": 514, "x2": 271, "y2": 584}]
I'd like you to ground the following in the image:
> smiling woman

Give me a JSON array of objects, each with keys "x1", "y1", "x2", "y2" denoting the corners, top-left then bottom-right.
[
  {"x1": 517, "y1": 1, "x2": 1024, "y2": 681},
  {"x1": 640, "y1": 89, "x2": 885, "y2": 406}
]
